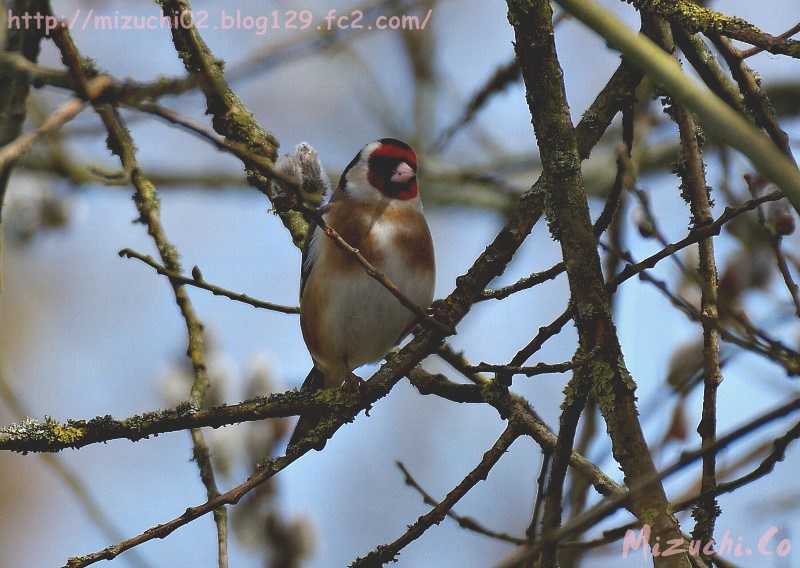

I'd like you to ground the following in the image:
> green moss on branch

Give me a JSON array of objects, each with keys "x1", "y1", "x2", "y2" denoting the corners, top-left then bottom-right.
[{"x1": 626, "y1": 0, "x2": 800, "y2": 59}]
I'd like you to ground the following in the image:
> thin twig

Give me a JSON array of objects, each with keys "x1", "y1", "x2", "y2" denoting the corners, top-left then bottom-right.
[
  {"x1": 527, "y1": 449, "x2": 552, "y2": 540},
  {"x1": 608, "y1": 190, "x2": 785, "y2": 290},
  {"x1": 498, "y1": 307, "x2": 574, "y2": 386},
  {"x1": 395, "y1": 461, "x2": 526, "y2": 545},
  {"x1": 64, "y1": 446, "x2": 304, "y2": 568},
  {"x1": 351, "y1": 427, "x2": 519, "y2": 567},
  {"x1": 739, "y1": 22, "x2": 800, "y2": 59},
  {"x1": 675, "y1": 418, "x2": 800, "y2": 511},
  {"x1": 432, "y1": 56, "x2": 519, "y2": 151},
  {"x1": 467, "y1": 361, "x2": 573, "y2": 377},
  {"x1": 479, "y1": 261, "x2": 565, "y2": 301},
  {"x1": 479, "y1": 144, "x2": 626, "y2": 303},
  {"x1": 639, "y1": 269, "x2": 800, "y2": 373},
  {"x1": 432, "y1": 11, "x2": 569, "y2": 151},
  {"x1": 128, "y1": 101, "x2": 304, "y2": 193},
  {"x1": 119, "y1": 248, "x2": 300, "y2": 314},
  {"x1": 603, "y1": 240, "x2": 800, "y2": 373}
]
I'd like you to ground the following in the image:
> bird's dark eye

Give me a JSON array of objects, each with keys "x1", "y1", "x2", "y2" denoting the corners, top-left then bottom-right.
[{"x1": 368, "y1": 156, "x2": 402, "y2": 180}]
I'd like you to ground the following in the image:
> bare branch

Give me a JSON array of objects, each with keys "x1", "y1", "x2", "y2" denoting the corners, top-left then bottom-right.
[
  {"x1": 395, "y1": 461, "x2": 526, "y2": 545},
  {"x1": 119, "y1": 248, "x2": 300, "y2": 314},
  {"x1": 351, "y1": 427, "x2": 519, "y2": 567},
  {"x1": 467, "y1": 361, "x2": 573, "y2": 377}
]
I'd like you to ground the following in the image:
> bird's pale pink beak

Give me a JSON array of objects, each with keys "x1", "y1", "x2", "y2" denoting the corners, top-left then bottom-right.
[{"x1": 390, "y1": 162, "x2": 416, "y2": 184}]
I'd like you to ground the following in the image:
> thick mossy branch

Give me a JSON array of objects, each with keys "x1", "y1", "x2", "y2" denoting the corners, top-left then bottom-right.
[
  {"x1": 0, "y1": 388, "x2": 362, "y2": 453},
  {"x1": 507, "y1": 2, "x2": 690, "y2": 566},
  {"x1": 625, "y1": 0, "x2": 800, "y2": 59},
  {"x1": 157, "y1": 0, "x2": 309, "y2": 247}
]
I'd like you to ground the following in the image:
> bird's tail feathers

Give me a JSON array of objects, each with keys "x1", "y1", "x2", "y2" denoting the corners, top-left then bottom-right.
[{"x1": 287, "y1": 366, "x2": 327, "y2": 450}]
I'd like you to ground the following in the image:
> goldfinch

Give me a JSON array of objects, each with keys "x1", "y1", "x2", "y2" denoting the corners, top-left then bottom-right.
[{"x1": 289, "y1": 138, "x2": 435, "y2": 448}]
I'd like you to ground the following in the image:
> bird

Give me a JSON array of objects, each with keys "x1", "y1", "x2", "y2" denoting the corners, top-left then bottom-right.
[{"x1": 288, "y1": 138, "x2": 436, "y2": 449}]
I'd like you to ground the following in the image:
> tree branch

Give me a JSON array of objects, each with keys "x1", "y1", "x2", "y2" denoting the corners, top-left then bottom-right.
[
  {"x1": 351, "y1": 427, "x2": 520, "y2": 567},
  {"x1": 158, "y1": 0, "x2": 309, "y2": 247},
  {"x1": 507, "y1": 2, "x2": 691, "y2": 565},
  {"x1": 554, "y1": 0, "x2": 800, "y2": 214},
  {"x1": 624, "y1": 0, "x2": 800, "y2": 59},
  {"x1": 499, "y1": 396, "x2": 800, "y2": 567},
  {"x1": 119, "y1": 248, "x2": 300, "y2": 314},
  {"x1": 395, "y1": 461, "x2": 526, "y2": 545}
]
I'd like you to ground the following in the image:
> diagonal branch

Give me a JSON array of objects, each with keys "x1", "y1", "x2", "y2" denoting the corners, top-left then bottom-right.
[
  {"x1": 500, "y1": 396, "x2": 800, "y2": 567},
  {"x1": 395, "y1": 461, "x2": 526, "y2": 545},
  {"x1": 351, "y1": 427, "x2": 520, "y2": 567},
  {"x1": 740, "y1": 22, "x2": 800, "y2": 59},
  {"x1": 0, "y1": 76, "x2": 112, "y2": 170}
]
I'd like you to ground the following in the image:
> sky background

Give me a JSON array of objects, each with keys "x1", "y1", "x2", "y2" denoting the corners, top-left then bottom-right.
[{"x1": 1, "y1": 0, "x2": 800, "y2": 567}]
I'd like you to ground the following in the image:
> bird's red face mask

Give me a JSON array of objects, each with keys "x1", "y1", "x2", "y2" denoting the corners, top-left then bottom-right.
[{"x1": 367, "y1": 141, "x2": 418, "y2": 200}]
